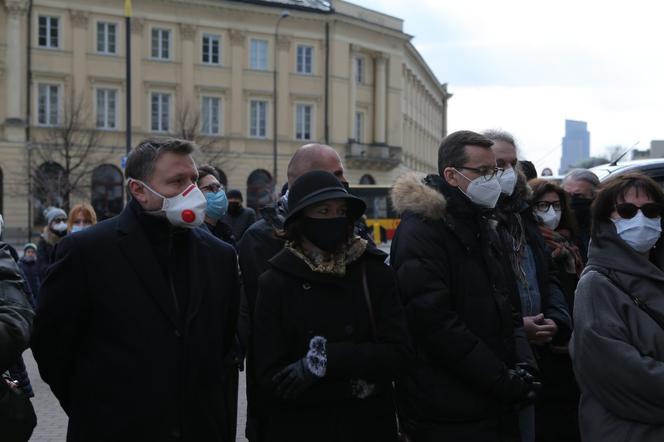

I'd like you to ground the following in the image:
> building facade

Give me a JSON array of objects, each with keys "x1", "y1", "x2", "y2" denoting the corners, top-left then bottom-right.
[
  {"x1": 0, "y1": 0, "x2": 450, "y2": 241},
  {"x1": 559, "y1": 119, "x2": 590, "y2": 174}
]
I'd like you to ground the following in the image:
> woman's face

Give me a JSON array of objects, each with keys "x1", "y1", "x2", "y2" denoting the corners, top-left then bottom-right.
[
  {"x1": 73, "y1": 212, "x2": 92, "y2": 227},
  {"x1": 303, "y1": 199, "x2": 348, "y2": 219},
  {"x1": 611, "y1": 187, "x2": 654, "y2": 220},
  {"x1": 534, "y1": 191, "x2": 561, "y2": 214}
]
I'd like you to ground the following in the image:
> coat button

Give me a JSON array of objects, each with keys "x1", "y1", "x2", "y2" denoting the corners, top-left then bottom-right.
[
  {"x1": 302, "y1": 282, "x2": 311, "y2": 290},
  {"x1": 344, "y1": 324, "x2": 354, "y2": 335}
]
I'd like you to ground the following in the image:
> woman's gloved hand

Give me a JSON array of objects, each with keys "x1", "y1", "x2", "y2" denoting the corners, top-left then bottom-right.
[{"x1": 272, "y1": 336, "x2": 327, "y2": 400}]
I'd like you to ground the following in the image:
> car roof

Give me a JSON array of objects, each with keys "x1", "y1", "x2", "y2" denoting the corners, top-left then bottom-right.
[{"x1": 590, "y1": 158, "x2": 664, "y2": 181}]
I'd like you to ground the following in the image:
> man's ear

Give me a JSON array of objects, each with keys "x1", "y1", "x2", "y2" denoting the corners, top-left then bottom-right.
[
  {"x1": 128, "y1": 180, "x2": 148, "y2": 205},
  {"x1": 443, "y1": 167, "x2": 459, "y2": 188}
]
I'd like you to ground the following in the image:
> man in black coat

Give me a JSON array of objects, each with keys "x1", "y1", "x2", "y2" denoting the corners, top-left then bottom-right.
[
  {"x1": 390, "y1": 131, "x2": 537, "y2": 442},
  {"x1": 222, "y1": 189, "x2": 256, "y2": 241},
  {"x1": 32, "y1": 138, "x2": 241, "y2": 442}
]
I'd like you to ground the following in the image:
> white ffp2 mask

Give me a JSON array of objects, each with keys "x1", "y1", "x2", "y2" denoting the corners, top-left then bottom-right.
[
  {"x1": 499, "y1": 167, "x2": 517, "y2": 196},
  {"x1": 456, "y1": 169, "x2": 502, "y2": 209},
  {"x1": 132, "y1": 180, "x2": 207, "y2": 229}
]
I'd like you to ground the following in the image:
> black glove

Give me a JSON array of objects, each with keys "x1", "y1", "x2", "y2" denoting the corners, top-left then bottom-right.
[
  {"x1": 491, "y1": 368, "x2": 538, "y2": 408},
  {"x1": 272, "y1": 336, "x2": 327, "y2": 400},
  {"x1": 272, "y1": 358, "x2": 320, "y2": 400}
]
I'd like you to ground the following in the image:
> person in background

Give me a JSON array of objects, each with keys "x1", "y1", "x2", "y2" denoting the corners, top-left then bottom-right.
[
  {"x1": 254, "y1": 170, "x2": 410, "y2": 441},
  {"x1": 222, "y1": 189, "x2": 256, "y2": 241},
  {"x1": 37, "y1": 207, "x2": 67, "y2": 283},
  {"x1": 390, "y1": 131, "x2": 538, "y2": 441},
  {"x1": 529, "y1": 178, "x2": 582, "y2": 442},
  {"x1": 562, "y1": 169, "x2": 600, "y2": 262},
  {"x1": 571, "y1": 172, "x2": 664, "y2": 442},
  {"x1": 67, "y1": 203, "x2": 97, "y2": 234},
  {"x1": 520, "y1": 160, "x2": 538, "y2": 181},
  {"x1": 18, "y1": 244, "x2": 39, "y2": 306},
  {"x1": 33, "y1": 138, "x2": 241, "y2": 441},
  {"x1": 197, "y1": 165, "x2": 235, "y2": 249}
]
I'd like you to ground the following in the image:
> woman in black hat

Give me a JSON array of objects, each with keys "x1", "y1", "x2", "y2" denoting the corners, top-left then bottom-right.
[{"x1": 253, "y1": 170, "x2": 411, "y2": 442}]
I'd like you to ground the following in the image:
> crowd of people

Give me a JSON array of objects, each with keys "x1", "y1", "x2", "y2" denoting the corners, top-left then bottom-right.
[{"x1": 0, "y1": 132, "x2": 663, "y2": 442}]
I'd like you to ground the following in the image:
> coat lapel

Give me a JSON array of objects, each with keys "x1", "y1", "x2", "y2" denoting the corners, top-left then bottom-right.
[{"x1": 115, "y1": 206, "x2": 179, "y2": 327}]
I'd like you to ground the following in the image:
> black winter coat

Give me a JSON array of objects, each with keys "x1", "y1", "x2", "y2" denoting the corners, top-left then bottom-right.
[
  {"x1": 222, "y1": 206, "x2": 256, "y2": 241},
  {"x1": 254, "y1": 246, "x2": 411, "y2": 442},
  {"x1": 18, "y1": 258, "x2": 40, "y2": 306},
  {"x1": 0, "y1": 242, "x2": 34, "y2": 373},
  {"x1": 390, "y1": 173, "x2": 534, "y2": 442},
  {"x1": 32, "y1": 200, "x2": 241, "y2": 442}
]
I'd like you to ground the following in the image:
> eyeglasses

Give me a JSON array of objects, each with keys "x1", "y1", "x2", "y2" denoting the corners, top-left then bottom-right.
[
  {"x1": 534, "y1": 201, "x2": 562, "y2": 212},
  {"x1": 615, "y1": 202, "x2": 664, "y2": 219},
  {"x1": 455, "y1": 166, "x2": 504, "y2": 182},
  {"x1": 200, "y1": 183, "x2": 222, "y2": 193}
]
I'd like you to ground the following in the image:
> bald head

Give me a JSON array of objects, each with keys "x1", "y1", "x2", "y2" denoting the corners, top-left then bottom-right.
[{"x1": 287, "y1": 144, "x2": 347, "y2": 186}]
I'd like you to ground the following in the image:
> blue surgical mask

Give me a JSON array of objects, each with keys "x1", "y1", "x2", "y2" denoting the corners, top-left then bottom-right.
[
  {"x1": 205, "y1": 190, "x2": 228, "y2": 221},
  {"x1": 71, "y1": 225, "x2": 88, "y2": 234}
]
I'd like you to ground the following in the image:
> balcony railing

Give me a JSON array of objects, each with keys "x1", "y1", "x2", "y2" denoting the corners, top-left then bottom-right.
[{"x1": 345, "y1": 140, "x2": 402, "y2": 170}]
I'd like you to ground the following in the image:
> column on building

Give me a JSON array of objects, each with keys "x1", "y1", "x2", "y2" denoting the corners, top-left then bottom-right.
[
  {"x1": 130, "y1": 19, "x2": 144, "y2": 133},
  {"x1": 5, "y1": 0, "x2": 29, "y2": 141},
  {"x1": 373, "y1": 53, "x2": 387, "y2": 145},
  {"x1": 180, "y1": 24, "x2": 196, "y2": 111},
  {"x1": 70, "y1": 10, "x2": 88, "y2": 98},
  {"x1": 276, "y1": 35, "x2": 290, "y2": 140},
  {"x1": 348, "y1": 45, "x2": 358, "y2": 142},
  {"x1": 229, "y1": 30, "x2": 245, "y2": 140}
]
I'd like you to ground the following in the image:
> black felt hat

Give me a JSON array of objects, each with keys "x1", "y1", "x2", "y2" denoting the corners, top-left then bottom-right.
[{"x1": 284, "y1": 170, "x2": 366, "y2": 226}]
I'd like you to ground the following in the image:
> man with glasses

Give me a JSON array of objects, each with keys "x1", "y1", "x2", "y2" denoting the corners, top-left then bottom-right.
[
  {"x1": 485, "y1": 130, "x2": 571, "y2": 442},
  {"x1": 197, "y1": 165, "x2": 236, "y2": 249},
  {"x1": 390, "y1": 130, "x2": 538, "y2": 441}
]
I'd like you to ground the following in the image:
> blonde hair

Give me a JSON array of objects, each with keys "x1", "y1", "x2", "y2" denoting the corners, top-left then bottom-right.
[{"x1": 67, "y1": 203, "x2": 98, "y2": 231}]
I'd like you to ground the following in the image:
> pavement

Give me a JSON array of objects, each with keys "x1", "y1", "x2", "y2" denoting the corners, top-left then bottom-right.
[{"x1": 24, "y1": 350, "x2": 248, "y2": 441}]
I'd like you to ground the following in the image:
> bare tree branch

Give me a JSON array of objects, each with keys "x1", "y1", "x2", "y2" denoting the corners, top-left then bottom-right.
[{"x1": 173, "y1": 101, "x2": 231, "y2": 169}]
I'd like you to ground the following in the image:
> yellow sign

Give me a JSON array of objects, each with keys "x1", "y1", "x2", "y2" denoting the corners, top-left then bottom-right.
[{"x1": 124, "y1": 0, "x2": 132, "y2": 17}]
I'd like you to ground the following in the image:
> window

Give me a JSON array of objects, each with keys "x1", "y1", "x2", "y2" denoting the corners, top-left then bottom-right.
[
  {"x1": 356, "y1": 57, "x2": 365, "y2": 84},
  {"x1": 359, "y1": 174, "x2": 376, "y2": 185},
  {"x1": 354, "y1": 111, "x2": 364, "y2": 142},
  {"x1": 37, "y1": 84, "x2": 59, "y2": 126},
  {"x1": 151, "y1": 93, "x2": 170, "y2": 132},
  {"x1": 97, "y1": 22, "x2": 117, "y2": 54},
  {"x1": 249, "y1": 100, "x2": 267, "y2": 138},
  {"x1": 202, "y1": 33, "x2": 220, "y2": 64},
  {"x1": 91, "y1": 165, "x2": 124, "y2": 220},
  {"x1": 151, "y1": 28, "x2": 171, "y2": 59},
  {"x1": 38, "y1": 15, "x2": 59, "y2": 48},
  {"x1": 96, "y1": 88, "x2": 117, "y2": 130},
  {"x1": 201, "y1": 96, "x2": 221, "y2": 135},
  {"x1": 33, "y1": 162, "x2": 68, "y2": 226},
  {"x1": 296, "y1": 45, "x2": 313, "y2": 74},
  {"x1": 295, "y1": 104, "x2": 312, "y2": 140},
  {"x1": 250, "y1": 39, "x2": 268, "y2": 70}
]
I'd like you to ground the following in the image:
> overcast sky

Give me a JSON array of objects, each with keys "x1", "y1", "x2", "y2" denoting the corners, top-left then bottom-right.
[{"x1": 350, "y1": 0, "x2": 664, "y2": 173}]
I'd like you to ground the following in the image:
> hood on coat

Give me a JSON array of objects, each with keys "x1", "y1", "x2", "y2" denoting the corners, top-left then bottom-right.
[{"x1": 391, "y1": 172, "x2": 447, "y2": 221}]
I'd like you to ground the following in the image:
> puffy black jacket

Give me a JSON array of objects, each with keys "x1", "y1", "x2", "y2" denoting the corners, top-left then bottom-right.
[
  {"x1": 390, "y1": 173, "x2": 533, "y2": 441},
  {"x1": 0, "y1": 243, "x2": 34, "y2": 374}
]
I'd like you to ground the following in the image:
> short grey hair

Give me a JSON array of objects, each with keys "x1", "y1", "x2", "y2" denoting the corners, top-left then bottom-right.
[
  {"x1": 563, "y1": 168, "x2": 600, "y2": 189},
  {"x1": 125, "y1": 137, "x2": 196, "y2": 182},
  {"x1": 483, "y1": 129, "x2": 516, "y2": 146}
]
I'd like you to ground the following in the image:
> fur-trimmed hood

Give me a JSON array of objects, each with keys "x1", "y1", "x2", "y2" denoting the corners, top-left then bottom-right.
[{"x1": 391, "y1": 172, "x2": 447, "y2": 221}]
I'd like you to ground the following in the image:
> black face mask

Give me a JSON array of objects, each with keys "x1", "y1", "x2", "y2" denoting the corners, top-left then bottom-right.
[
  {"x1": 228, "y1": 202, "x2": 242, "y2": 216},
  {"x1": 570, "y1": 195, "x2": 592, "y2": 227},
  {"x1": 302, "y1": 217, "x2": 349, "y2": 253}
]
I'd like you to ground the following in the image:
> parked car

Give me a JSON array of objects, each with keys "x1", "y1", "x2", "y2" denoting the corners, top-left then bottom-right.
[{"x1": 591, "y1": 158, "x2": 664, "y2": 187}]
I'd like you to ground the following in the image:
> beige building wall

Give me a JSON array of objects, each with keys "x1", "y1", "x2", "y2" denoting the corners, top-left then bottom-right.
[{"x1": 0, "y1": 0, "x2": 450, "y2": 241}]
